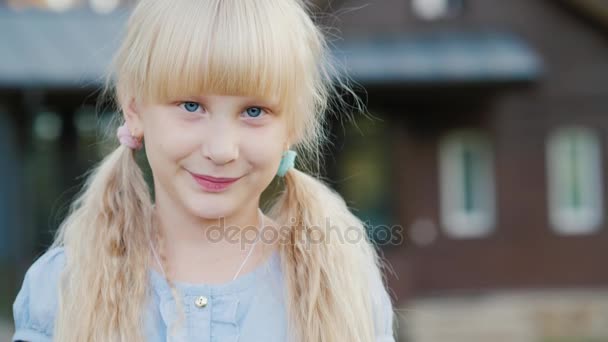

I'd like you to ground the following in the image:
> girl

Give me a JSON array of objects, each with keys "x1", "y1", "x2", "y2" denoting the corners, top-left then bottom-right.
[{"x1": 12, "y1": 0, "x2": 396, "y2": 341}]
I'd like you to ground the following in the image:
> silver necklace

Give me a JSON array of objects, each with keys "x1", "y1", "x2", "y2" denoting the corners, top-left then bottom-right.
[{"x1": 149, "y1": 208, "x2": 264, "y2": 282}]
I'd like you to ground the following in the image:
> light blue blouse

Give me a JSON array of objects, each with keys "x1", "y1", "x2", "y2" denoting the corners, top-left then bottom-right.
[{"x1": 12, "y1": 247, "x2": 395, "y2": 341}]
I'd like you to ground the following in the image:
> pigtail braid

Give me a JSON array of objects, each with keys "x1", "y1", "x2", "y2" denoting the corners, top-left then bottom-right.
[
  {"x1": 268, "y1": 168, "x2": 391, "y2": 342},
  {"x1": 52, "y1": 132, "x2": 153, "y2": 341}
]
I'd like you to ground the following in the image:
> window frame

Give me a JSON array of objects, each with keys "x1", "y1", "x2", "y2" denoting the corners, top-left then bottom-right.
[
  {"x1": 546, "y1": 126, "x2": 604, "y2": 235},
  {"x1": 438, "y1": 130, "x2": 496, "y2": 239}
]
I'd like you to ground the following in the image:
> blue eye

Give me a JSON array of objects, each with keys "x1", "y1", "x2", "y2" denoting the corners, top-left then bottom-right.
[
  {"x1": 183, "y1": 102, "x2": 200, "y2": 112},
  {"x1": 245, "y1": 107, "x2": 263, "y2": 118}
]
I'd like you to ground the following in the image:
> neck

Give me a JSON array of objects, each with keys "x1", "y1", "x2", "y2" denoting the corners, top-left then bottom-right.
[{"x1": 152, "y1": 190, "x2": 264, "y2": 267}]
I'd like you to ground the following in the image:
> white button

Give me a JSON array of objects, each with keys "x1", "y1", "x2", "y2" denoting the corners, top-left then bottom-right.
[{"x1": 195, "y1": 295, "x2": 208, "y2": 308}]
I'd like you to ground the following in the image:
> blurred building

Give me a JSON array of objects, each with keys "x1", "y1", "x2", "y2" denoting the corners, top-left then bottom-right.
[
  {"x1": 4, "y1": 0, "x2": 135, "y2": 13},
  {"x1": 1, "y1": 0, "x2": 608, "y2": 341},
  {"x1": 0, "y1": 4, "x2": 127, "y2": 323},
  {"x1": 323, "y1": 0, "x2": 608, "y2": 341}
]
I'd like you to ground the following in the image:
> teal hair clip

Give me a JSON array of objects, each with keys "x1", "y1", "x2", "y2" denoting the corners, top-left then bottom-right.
[{"x1": 277, "y1": 150, "x2": 297, "y2": 177}]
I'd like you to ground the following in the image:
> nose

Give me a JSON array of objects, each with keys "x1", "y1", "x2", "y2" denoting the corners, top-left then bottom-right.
[{"x1": 202, "y1": 119, "x2": 239, "y2": 165}]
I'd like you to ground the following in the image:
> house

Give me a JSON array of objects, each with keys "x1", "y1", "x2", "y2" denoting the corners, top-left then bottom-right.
[{"x1": 321, "y1": 0, "x2": 608, "y2": 341}]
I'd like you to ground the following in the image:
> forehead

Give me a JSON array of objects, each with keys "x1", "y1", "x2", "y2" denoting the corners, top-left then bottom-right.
[
  {"x1": 133, "y1": 1, "x2": 305, "y2": 114},
  {"x1": 114, "y1": 0, "x2": 326, "y2": 146}
]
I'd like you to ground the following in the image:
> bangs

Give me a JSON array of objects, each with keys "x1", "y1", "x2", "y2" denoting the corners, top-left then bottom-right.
[
  {"x1": 112, "y1": 0, "x2": 332, "y2": 152},
  {"x1": 136, "y1": 0, "x2": 305, "y2": 112}
]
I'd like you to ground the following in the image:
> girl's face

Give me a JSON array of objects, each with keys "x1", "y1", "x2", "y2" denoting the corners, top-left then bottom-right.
[{"x1": 125, "y1": 94, "x2": 289, "y2": 218}]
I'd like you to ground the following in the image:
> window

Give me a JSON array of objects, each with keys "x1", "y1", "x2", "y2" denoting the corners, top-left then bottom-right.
[
  {"x1": 333, "y1": 113, "x2": 398, "y2": 247},
  {"x1": 439, "y1": 130, "x2": 495, "y2": 238},
  {"x1": 546, "y1": 127, "x2": 603, "y2": 235},
  {"x1": 33, "y1": 110, "x2": 63, "y2": 142},
  {"x1": 411, "y1": 0, "x2": 464, "y2": 20}
]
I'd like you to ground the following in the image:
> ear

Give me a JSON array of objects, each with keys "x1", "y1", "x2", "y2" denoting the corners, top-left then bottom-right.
[{"x1": 121, "y1": 97, "x2": 144, "y2": 139}]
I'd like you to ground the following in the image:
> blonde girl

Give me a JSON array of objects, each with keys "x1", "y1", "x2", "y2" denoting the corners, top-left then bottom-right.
[{"x1": 12, "y1": 0, "x2": 396, "y2": 341}]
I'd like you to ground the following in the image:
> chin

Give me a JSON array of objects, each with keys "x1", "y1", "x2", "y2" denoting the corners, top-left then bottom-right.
[{"x1": 185, "y1": 199, "x2": 235, "y2": 219}]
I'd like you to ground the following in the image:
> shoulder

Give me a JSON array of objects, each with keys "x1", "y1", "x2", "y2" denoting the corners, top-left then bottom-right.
[
  {"x1": 369, "y1": 263, "x2": 396, "y2": 342},
  {"x1": 12, "y1": 247, "x2": 66, "y2": 342}
]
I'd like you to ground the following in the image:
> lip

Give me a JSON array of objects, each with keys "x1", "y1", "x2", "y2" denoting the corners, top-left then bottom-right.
[{"x1": 188, "y1": 171, "x2": 242, "y2": 192}]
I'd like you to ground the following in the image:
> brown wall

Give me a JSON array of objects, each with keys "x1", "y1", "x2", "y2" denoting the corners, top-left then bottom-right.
[{"x1": 325, "y1": 0, "x2": 608, "y2": 303}]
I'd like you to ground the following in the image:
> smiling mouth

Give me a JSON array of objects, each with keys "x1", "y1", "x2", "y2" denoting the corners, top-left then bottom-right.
[{"x1": 188, "y1": 171, "x2": 243, "y2": 192}]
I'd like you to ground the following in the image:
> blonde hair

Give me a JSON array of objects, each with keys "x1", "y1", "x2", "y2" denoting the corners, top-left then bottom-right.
[{"x1": 51, "y1": 0, "x2": 394, "y2": 341}]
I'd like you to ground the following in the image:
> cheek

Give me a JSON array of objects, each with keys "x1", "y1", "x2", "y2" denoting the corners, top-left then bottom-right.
[
  {"x1": 147, "y1": 117, "x2": 200, "y2": 162},
  {"x1": 240, "y1": 126, "x2": 285, "y2": 171}
]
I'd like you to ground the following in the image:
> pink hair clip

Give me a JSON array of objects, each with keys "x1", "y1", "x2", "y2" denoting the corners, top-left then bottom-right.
[{"x1": 116, "y1": 123, "x2": 143, "y2": 150}]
